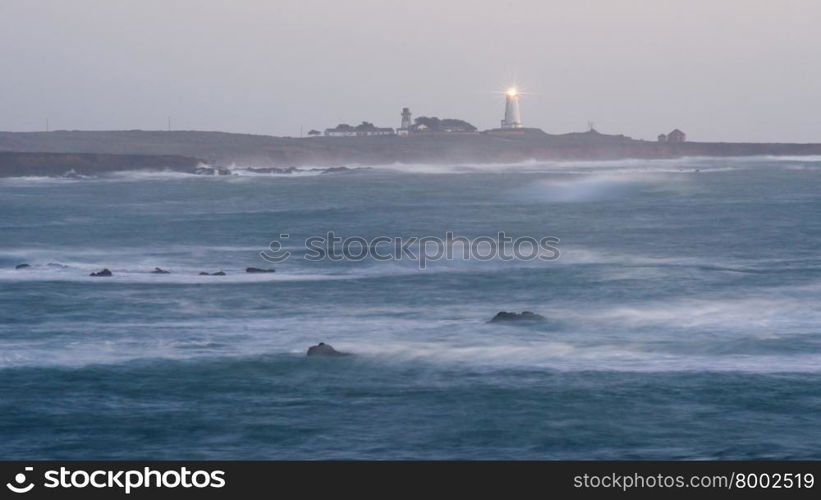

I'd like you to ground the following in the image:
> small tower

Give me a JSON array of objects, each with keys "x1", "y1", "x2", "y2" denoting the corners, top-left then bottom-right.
[
  {"x1": 398, "y1": 107, "x2": 412, "y2": 136},
  {"x1": 401, "y1": 107, "x2": 412, "y2": 129},
  {"x1": 501, "y1": 88, "x2": 522, "y2": 129}
]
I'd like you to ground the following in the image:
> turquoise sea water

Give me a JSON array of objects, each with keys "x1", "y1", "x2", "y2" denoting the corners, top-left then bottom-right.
[{"x1": 1, "y1": 157, "x2": 821, "y2": 459}]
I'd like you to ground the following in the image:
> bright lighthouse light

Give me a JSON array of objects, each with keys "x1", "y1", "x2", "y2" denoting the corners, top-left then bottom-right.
[{"x1": 501, "y1": 86, "x2": 523, "y2": 129}]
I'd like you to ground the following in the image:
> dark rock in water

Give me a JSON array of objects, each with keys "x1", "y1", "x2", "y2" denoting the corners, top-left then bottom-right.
[
  {"x1": 199, "y1": 271, "x2": 226, "y2": 276},
  {"x1": 307, "y1": 342, "x2": 349, "y2": 357},
  {"x1": 320, "y1": 166, "x2": 353, "y2": 174},
  {"x1": 489, "y1": 311, "x2": 545, "y2": 323},
  {"x1": 15, "y1": 263, "x2": 30, "y2": 269},
  {"x1": 198, "y1": 272, "x2": 210, "y2": 276},
  {"x1": 90, "y1": 268, "x2": 113, "y2": 277},
  {"x1": 246, "y1": 267, "x2": 275, "y2": 273},
  {"x1": 151, "y1": 267, "x2": 170, "y2": 274}
]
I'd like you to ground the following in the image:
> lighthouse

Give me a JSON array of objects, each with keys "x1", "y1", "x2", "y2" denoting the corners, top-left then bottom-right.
[{"x1": 501, "y1": 87, "x2": 523, "y2": 129}]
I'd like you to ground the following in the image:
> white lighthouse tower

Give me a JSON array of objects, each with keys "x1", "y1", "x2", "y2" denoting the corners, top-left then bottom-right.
[{"x1": 501, "y1": 87, "x2": 523, "y2": 129}]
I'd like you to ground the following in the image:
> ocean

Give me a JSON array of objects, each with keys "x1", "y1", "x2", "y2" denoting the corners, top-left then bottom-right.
[{"x1": 1, "y1": 156, "x2": 820, "y2": 459}]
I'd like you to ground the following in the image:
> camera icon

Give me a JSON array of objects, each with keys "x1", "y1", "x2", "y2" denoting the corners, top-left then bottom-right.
[{"x1": 6, "y1": 467, "x2": 35, "y2": 494}]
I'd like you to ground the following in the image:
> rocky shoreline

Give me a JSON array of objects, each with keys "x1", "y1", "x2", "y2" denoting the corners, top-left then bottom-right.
[
  {"x1": 2, "y1": 129, "x2": 821, "y2": 177},
  {"x1": 0, "y1": 151, "x2": 371, "y2": 178},
  {"x1": 0, "y1": 151, "x2": 204, "y2": 178}
]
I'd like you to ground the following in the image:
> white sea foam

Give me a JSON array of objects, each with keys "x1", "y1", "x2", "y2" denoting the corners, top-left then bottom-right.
[
  {"x1": 3, "y1": 288, "x2": 821, "y2": 374},
  {"x1": 370, "y1": 157, "x2": 756, "y2": 176},
  {"x1": 344, "y1": 340, "x2": 821, "y2": 374},
  {"x1": 742, "y1": 155, "x2": 821, "y2": 163},
  {"x1": 555, "y1": 296, "x2": 821, "y2": 333},
  {"x1": 506, "y1": 173, "x2": 690, "y2": 203},
  {"x1": 226, "y1": 168, "x2": 324, "y2": 178},
  {"x1": 1, "y1": 155, "x2": 819, "y2": 186}
]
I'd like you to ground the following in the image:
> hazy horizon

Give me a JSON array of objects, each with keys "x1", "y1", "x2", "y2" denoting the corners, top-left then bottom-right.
[{"x1": 2, "y1": 0, "x2": 820, "y2": 142}]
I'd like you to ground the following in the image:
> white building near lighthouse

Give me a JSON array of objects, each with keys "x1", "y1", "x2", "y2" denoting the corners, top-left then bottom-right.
[{"x1": 501, "y1": 87, "x2": 523, "y2": 129}]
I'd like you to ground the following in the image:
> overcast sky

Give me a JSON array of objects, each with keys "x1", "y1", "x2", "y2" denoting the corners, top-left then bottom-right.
[{"x1": 1, "y1": 0, "x2": 820, "y2": 142}]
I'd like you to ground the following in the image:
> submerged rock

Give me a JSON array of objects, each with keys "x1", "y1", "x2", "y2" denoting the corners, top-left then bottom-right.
[
  {"x1": 90, "y1": 268, "x2": 113, "y2": 277},
  {"x1": 199, "y1": 271, "x2": 226, "y2": 276},
  {"x1": 246, "y1": 267, "x2": 275, "y2": 273},
  {"x1": 307, "y1": 342, "x2": 349, "y2": 357},
  {"x1": 151, "y1": 267, "x2": 170, "y2": 274},
  {"x1": 489, "y1": 311, "x2": 545, "y2": 323},
  {"x1": 15, "y1": 263, "x2": 30, "y2": 269},
  {"x1": 47, "y1": 262, "x2": 68, "y2": 268}
]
